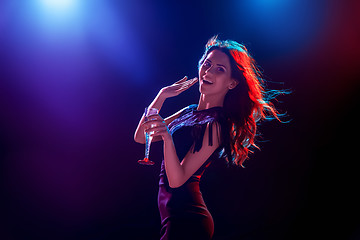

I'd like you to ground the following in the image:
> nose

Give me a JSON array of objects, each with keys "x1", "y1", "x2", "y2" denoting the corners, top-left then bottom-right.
[{"x1": 205, "y1": 65, "x2": 214, "y2": 74}]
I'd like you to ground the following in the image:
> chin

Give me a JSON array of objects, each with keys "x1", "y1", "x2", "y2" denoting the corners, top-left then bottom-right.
[
  {"x1": 199, "y1": 84, "x2": 209, "y2": 94},
  {"x1": 199, "y1": 85, "x2": 229, "y2": 99},
  {"x1": 199, "y1": 87, "x2": 217, "y2": 96}
]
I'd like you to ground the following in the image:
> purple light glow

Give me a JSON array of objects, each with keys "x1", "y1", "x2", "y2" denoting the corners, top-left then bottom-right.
[{"x1": 1, "y1": 0, "x2": 359, "y2": 239}]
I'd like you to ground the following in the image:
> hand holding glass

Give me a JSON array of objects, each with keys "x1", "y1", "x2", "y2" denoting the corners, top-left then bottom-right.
[{"x1": 138, "y1": 107, "x2": 159, "y2": 166}]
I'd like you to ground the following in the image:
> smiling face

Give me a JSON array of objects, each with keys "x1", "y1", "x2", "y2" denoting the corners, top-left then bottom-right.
[{"x1": 198, "y1": 49, "x2": 238, "y2": 97}]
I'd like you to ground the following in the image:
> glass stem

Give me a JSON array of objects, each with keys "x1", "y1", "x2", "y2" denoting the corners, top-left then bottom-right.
[{"x1": 145, "y1": 132, "x2": 152, "y2": 160}]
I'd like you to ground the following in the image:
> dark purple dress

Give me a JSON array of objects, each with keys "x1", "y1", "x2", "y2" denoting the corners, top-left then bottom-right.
[{"x1": 157, "y1": 104, "x2": 228, "y2": 240}]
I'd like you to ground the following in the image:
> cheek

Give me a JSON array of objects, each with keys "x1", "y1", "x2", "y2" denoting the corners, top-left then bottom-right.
[
  {"x1": 215, "y1": 76, "x2": 233, "y2": 90},
  {"x1": 217, "y1": 75, "x2": 231, "y2": 84}
]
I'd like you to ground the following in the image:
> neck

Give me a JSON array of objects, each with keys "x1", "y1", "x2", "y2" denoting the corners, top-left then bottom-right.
[{"x1": 197, "y1": 93, "x2": 225, "y2": 110}]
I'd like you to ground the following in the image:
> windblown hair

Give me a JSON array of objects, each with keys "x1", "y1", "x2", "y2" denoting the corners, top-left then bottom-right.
[{"x1": 198, "y1": 36, "x2": 290, "y2": 167}]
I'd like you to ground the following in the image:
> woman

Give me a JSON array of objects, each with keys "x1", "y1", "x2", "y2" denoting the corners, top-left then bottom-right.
[{"x1": 134, "y1": 36, "x2": 287, "y2": 239}]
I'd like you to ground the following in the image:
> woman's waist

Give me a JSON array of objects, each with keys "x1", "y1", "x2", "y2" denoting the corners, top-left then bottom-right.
[
  {"x1": 159, "y1": 172, "x2": 201, "y2": 187},
  {"x1": 158, "y1": 182, "x2": 206, "y2": 204},
  {"x1": 158, "y1": 184, "x2": 208, "y2": 217}
]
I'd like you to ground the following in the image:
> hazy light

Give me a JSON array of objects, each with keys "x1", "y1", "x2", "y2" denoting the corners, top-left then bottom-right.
[
  {"x1": 8, "y1": 0, "x2": 151, "y2": 83},
  {"x1": 40, "y1": 0, "x2": 76, "y2": 11}
]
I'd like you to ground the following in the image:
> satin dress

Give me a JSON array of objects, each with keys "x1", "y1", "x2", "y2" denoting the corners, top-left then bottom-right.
[{"x1": 157, "y1": 104, "x2": 229, "y2": 240}]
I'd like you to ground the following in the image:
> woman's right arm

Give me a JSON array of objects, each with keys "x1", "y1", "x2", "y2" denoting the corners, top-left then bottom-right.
[
  {"x1": 134, "y1": 76, "x2": 198, "y2": 144},
  {"x1": 133, "y1": 91, "x2": 166, "y2": 144}
]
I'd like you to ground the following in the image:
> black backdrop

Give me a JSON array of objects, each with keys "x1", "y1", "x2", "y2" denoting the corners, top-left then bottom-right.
[{"x1": 1, "y1": 0, "x2": 359, "y2": 239}]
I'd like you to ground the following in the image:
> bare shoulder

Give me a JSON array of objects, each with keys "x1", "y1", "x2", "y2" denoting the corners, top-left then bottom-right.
[{"x1": 164, "y1": 105, "x2": 191, "y2": 125}]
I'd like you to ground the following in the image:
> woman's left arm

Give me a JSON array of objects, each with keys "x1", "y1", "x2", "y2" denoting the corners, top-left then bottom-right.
[{"x1": 143, "y1": 115, "x2": 220, "y2": 188}]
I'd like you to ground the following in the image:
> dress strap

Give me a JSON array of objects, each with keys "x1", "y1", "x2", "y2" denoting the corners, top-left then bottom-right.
[{"x1": 192, "y1": 120, "x2": 218, "y2": 153}]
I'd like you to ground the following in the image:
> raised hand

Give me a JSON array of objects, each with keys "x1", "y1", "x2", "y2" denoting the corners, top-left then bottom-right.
[
  {"x1": 134, "y1": 76, "x2": 198, "y2": 145},
  {"x1": 159, "y1": 76, "x2": 198, "y2": 99}
]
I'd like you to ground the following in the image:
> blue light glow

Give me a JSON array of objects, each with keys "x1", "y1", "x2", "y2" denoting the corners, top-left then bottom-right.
[
  {"x1": 35, "y1": 0, "x2": 81, "y2": 21},
  {"x1": 39, "y1": 0, "x2": 77, "y2": 11},
  {"x1": 235, "y1": 0, "x2": 325, "y2": 58},
  {"x1": 5, "y1": 0, "x2": 151, "y2": 83}
]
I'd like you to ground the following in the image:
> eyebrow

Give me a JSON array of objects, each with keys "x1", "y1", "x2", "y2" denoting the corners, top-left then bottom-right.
[{"x1": 206, "y1": 59, "x2": 227, "y2": 69}]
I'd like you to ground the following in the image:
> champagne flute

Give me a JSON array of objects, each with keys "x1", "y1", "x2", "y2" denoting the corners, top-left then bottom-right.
[{"x1": 138, "y1": 107, "x2": 159, "y2": 165}]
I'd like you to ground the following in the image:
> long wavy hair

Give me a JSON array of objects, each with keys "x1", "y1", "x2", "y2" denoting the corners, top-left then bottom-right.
[{"x1": 198, "y1": 36, "x2": 290, "y2": 167}]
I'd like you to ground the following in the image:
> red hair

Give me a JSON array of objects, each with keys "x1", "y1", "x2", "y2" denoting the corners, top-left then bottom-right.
[{"x1": 199, "y1": 36, "x2": 290, "y2": 167}]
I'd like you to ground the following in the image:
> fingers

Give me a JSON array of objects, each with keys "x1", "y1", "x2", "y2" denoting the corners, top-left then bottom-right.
[
  {"x1": 174, "y1": 77, "x2": 197, "y2": 89},
  {"x1": 188, "y1": 77, "x2": 198, "y2": 86},
  {"x1": 142, "y1": 114, "x2": 165, "y2": 129},
  {"x1": 144, "y1": 114, "x2": 163, "y2": 122},
  {"x1": 159, "y1": 76, "x2": 198, "y2": 99},
  {"x1": 143, "y1": 119, "x2": 170, "y2": 138},
  {"x1": 174, "y1": 76, "x2": 188, "y2": 84},
  {"x1": 176, "y1": 77, "x2": 198, "y2": 92},
  {"x1": 144, "y1": 125, "x2": 167, "y2": 134},
  {"x1": 173, "y1": 77, "x2": 197, "y2": 87},
  {"x1": 146, "y1": 124, "x2": 170, "y2": 139}
]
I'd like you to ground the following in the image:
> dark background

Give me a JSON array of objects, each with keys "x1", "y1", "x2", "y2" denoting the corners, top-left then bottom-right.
[{"x1": 1, "y1": 0, "x2": 359, "y2": 239}]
